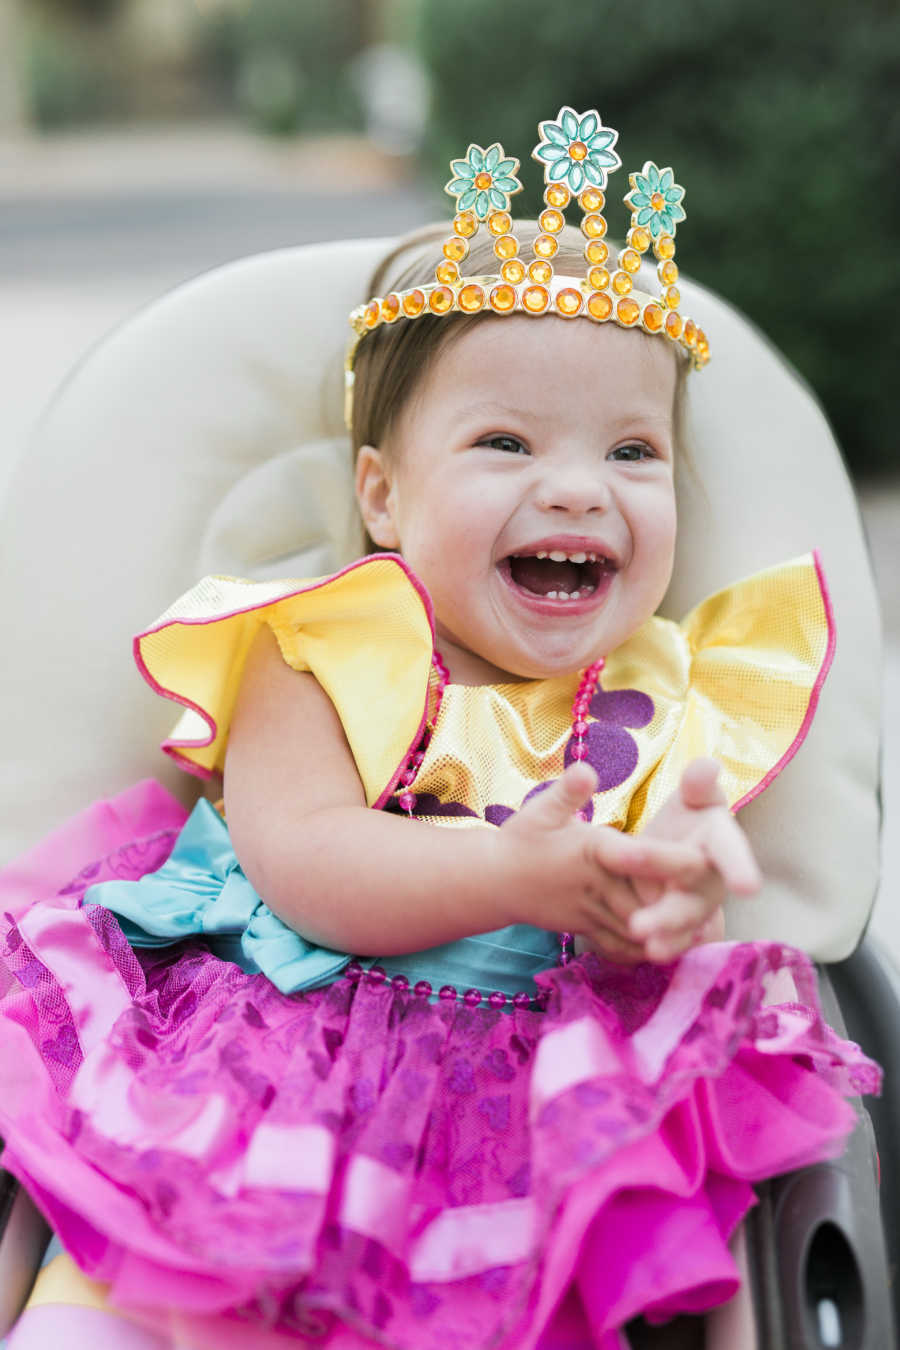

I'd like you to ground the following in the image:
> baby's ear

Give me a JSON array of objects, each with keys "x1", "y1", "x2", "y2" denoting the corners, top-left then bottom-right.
[{"x1": 355, "y1": 445, "x2": 401, "y2": 550}]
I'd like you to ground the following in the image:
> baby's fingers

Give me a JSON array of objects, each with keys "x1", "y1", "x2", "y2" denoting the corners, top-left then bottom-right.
[
  {"x1": 702, "y1": 811, "x2": 762, "y2": 896},
  {"x1": 629, "y1": 888, "x2": 716, "y2": 950},
  {"x1": 592, "y1": 829, "x2": 705, "y2": 888}
]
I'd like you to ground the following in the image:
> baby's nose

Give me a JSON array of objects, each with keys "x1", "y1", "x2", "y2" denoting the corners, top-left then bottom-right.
[{"x1": 536, "y1": 463, "x2": 610, "y2": 513}]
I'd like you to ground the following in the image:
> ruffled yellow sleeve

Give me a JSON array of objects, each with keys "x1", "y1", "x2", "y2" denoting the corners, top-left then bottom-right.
[
  {"x1": 605, "y1": 551, "x2": 835, "y2": 833},
  {"x1": 135, "y1": 555, "x2": 435, "y2": 807}
]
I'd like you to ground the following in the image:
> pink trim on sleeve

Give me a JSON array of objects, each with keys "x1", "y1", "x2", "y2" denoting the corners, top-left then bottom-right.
[
  {"x1": 132, "y1": 555, "x2": 436, "y2": 795},
  {"x1": 732, "y1": 548, "x2": 836, "y2": 813}
]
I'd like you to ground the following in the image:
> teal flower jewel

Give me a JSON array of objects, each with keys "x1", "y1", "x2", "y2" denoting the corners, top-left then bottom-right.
[
  {"x1": 445, "y1": 143, "x2": 522, "y2": 220},
  {"x1": 624, "y1": 162, "x2": 686, "y2": 239},
  {"x1": 532, "y1": 107, "x2": 621, "y2": 194}
]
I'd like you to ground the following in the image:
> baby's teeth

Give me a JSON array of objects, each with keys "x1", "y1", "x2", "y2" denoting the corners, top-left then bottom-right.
[
  {"x1": 536, "y1": 550, "x2": 548, "y2": 559},
  {"x1": 546, "y1": 590, "x2": 559, "y2": 599},
  {"x1": 587, "y1": 552, "x2": 597, "y2": 563},
  {"x1": 548, "y1": 550, "x2": 567, "y2": 562},
  {"x1": 568, "y1": 552, "x2": 587, "y2": 565},
  {"x1": 569, "y1": 590, "x2": 581, "y2": 600}
]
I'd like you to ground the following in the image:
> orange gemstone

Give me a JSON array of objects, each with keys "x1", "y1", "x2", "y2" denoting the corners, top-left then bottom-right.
[
  {"x1": 683, "y1": 318, "x2": 697, "y2": 345},
  {"x1": 584, "y1": 239, "x2": 609, "y2": 265},
  {"x1": 582, "y1": 213, "x2": 607, "y2": 239},
  {"x1": 568, "y1": 140, "x2": 588, "y2": 161},
  {"x1": 556, "y1": 287, "x2": 583, "y2": 318},
  {"x1": 534, "y1": 233, "x2": 558, "y2": 259},
  {"x1": 500, "y1": 257, "x2": 526, "y2": 284},
  {"x1": 587, "y1": 291, "x2": 613, "y2": 321},
  {"x1": 658, "y1": 259, "x2": 679, "y2": 286},
  {"x1": 628, "y1": 226, "x2": 651, "y2": 252},
  {"x1": 650, "y1": 191, "x2": 665, "y2": 210},
  {"x1": 528, "y1": 260, "x2": 553, "y2": 283},
  {"x1": 489, "y1": 283, "x2": 517, "y2": 313},
  {"x1": 617, "y1": 297, "x2": 640, "y2": 326},
  {"x1": 488, "y1": 210, "x2": 512, "y2": 236},
  {"x1": 402, "y1": 288, "x2": 426, "y2": 317},
  {"x1": 587, "y1": 266, "x2": 609, "y2": 291},
  {"x1": 381, "y1": 293, "x2": 401, "y2": 322},
  {"x1": 435, "y1": 260, "x2": 459, "y2": 285},
  {"x1": 539, "y1": 208, "x2": 565, "y2": 234},
  {"x1": 642, "y1": 303, "x2": 664, "y2": 333},
  {"x1": 364, "y1": 300, "x2": 380, "y2": 328},
  {"x1": 545, "y1": 183, "x2": 571, "y2": 208},
  {"x1": 664, "y1": 311, "x2": 682, "y2": 339},
  {"x1": 494, "y1": 235, "x2": 518, "y2": 260},
  {"x1": 453, "y1": 210, "x2": 478, "y2": 238},
  {"x1": 620, "y1": 248, "x2": 641, "y2": 274},
  {"x1": 696, "y1": 329, "x2": 710, "y2": 360},
  {"x1": 443, "y1": 236, "x2": 468, "y2": 262},
  {"x1": 664, "y1": 285, "x2": 680, "y2": 309},
  {"x1": 429, "y1": 286, "x2": 454, "y2": 314},
  {"x1": 522, "y1": 285, "x2": 550, "y2": 313},
  {"x1": 474, "y1": 171, "x2": 493, "y2": 190},
  {"x1": 611, "y1": 271, "x2": 632, "y2": 296},
  {"x1": 579, "y1": 188, "x2": 604, "y2": 212},
  {"x1": 656, "y1": 235, "x2": 675, "y2": 260},
  {"x1": 458, "y1": 283, "x2": 485, "y2": 313}
]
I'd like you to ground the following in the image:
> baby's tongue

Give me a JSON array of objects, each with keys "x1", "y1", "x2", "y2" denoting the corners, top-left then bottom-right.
[{"x1": 509, "y1": 555, "x2": 580, "y2": 596}]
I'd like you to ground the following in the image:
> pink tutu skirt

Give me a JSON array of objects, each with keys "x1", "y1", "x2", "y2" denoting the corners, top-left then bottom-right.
[{"x1": 0, "y1": 783, "x2": 880, "y2": 1350}]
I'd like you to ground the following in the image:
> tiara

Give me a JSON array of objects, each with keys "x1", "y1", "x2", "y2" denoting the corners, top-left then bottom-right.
[{"x1": 346, "y1": 106, "x2": 709, "y2": 425}]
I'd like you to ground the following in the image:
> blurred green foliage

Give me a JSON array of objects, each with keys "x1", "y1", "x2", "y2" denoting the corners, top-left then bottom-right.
[
  {"x1": 419, "y1": 0, "x2": 899, "y2": 477},
  {"x1": 196, "y1": 0, "x2": 364, "y2": 136},
  {"x1": 23, "y1": 11, "x2": 129, "y2": 128}
]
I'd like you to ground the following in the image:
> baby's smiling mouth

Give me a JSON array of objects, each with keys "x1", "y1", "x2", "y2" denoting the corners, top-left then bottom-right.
[{"x1": 500, "y1": 548, "x2": 616, "y2": 601}]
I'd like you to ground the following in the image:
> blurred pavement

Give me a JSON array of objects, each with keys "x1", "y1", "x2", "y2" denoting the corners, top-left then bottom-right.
[{"x1": 1, "y1": 123, "x2": 898, "y2": 960}]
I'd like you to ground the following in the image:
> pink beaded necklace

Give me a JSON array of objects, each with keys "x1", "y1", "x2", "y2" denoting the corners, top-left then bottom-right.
[{"x1": 383, "y1": 652, "x2": 605, "y2": 1001}]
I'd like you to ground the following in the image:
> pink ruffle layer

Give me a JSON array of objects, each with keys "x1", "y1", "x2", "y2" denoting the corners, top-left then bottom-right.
[{"x1": 0, "y1": 783, "x2": 880, "y2": 1350}]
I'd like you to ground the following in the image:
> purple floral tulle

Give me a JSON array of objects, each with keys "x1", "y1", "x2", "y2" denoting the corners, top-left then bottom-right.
[{"x1": 0, "y1": 785, "x2": 881, "y2": 1350}]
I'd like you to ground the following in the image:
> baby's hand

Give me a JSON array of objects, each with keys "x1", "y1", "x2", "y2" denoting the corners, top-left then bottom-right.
[
  {"x1": 500, "y1": 763, "x2": 706, "y2": 963},
  {"x1": 628, "y1": 758, "x2": 761, "y2": 962}
]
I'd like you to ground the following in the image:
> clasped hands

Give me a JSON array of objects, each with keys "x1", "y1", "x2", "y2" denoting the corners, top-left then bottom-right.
[{"x1": 502, "y1": 757, "x2": 761, "y2": 964}]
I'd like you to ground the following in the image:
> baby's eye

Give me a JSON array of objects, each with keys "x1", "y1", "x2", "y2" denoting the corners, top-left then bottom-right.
[
  {"x1": 608, "y1": 442, "x2": 655, "y2": 462},
  {"x1": 480, "y1": 434, "x2": 529, "y2": 456}
]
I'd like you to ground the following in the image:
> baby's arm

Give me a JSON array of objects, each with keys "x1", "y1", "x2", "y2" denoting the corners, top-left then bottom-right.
[
  {"x1": 224, "y1": 627, "x2": 705, "y2": 958},
  {"x1": 627, "y1": 759, "x2": 762, "y2": 961}
]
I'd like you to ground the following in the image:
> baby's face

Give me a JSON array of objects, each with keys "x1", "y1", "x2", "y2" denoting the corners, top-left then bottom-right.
[{"x1": 360, "y1": 316, "x2": 678, "y2": 683}]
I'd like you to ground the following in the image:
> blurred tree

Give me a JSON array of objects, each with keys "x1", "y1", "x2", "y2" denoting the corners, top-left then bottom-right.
[{"x1": 418, "y1": 0, "x2": 899, "y2": 477}]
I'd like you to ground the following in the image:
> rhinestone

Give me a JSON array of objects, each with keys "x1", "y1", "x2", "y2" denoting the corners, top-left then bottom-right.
[
  {"x1": 642, "y1": 303, "x2": 664, "y2": 333},
  {"x1": 458, "y1": 283, "x2": 485, "y2": 313},
  {"x1": 683, "y1": 318, "x2": 698, "y2": 345},
  {"x1": 443, "y1": 235, "x2": 468, "y2": 262},
  {"x1": 528, "y1": 260, "x2": 552, "y2": 283},
  {"x1": 584, "y1": 239, "x2": 608, "y2": 265},
  {"x1": 620, "y1": 248, "x2": 642, "y2": 274},
  {"x1": 696, "y1": 329, "x2": 710, "y2": 361},
  {"x1": 539, "y1": 208, "x2": 565, "y2": 234},
  {"x1": 664, "y1": 284, "x2": 681, "y2": 309},
  {"x1": 494, "y1": 234, "x2": 518, "y2": 260},
  {"x1": 489, "y1": 283, "x2": 517, "y2": 313},
  {"x1": 568, "y1": 140, "x2": 588, "y2": 161},
  {"x1": 651, "y1": 191, "x2": 665, "y2": 210},
  {"x1": 582, "y1": 213, "x2": 607, "y2": 239},
  {"x1": 579, "y1": 187, "x2": 604, "y2": 212},
  {"x1": 453, "y1": 210, "x2": 478, "y2": 238},
  {"x1": 556, "y1": 288, "x2": 583, "y2": 318},
  {"x1": 656, "y1": 235, "x2": 676, "y2": 260},
  {"x1": 522, "y1": 285, "x2": 550, "y2": 313},
  {"x1": 533, "y1": 233, "x2": 558, "y2": 259},
  {"x1": 587, "y1": 265, "x2": 609, "y2": 290},
  {"x1": 545, "y1": 182, "x2": 571, "y2": 208},
  {"x1": 364, "y1": 300, "x2": 380, "y2": 328},
  {"x1": 665, "y1": 311, "x2": 683, "y2": 339},
  {"x1": 381, "y1": 293, "x2": 400, "y2": 322},
  {"x1": 617, "y1": 297, "x2": 640, "y2": 326},
  {"x1": 500, "y1": 258, "x2": 525, "y2": 284},
  {"x1": 628, "y1": 225, "x2": 651, "y2": 252},
  {"x1": 435, "y1": 260, "x2": 459, "y2": 285},
  {"x1": 474, "y1": 170, "x2": 493, "y2": 190},
  {"x1": 587, "y1": 291, "x2": 613, "y2": 321},
  {"x1": 429, "y1": 285, "x2": 454, "y2": 314},
  {"x1": 658, "y1": 259, "x2": 679, "y2": 286},
  {"x1": 402, "y1": 289, "x2": 426, "y2": 317},
  {"x1": 611, "y1": 271, "x2": 632, "y2": 296},
  {"x1": 487, "y1": 210, "x2": 512, "y2": 236}
]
